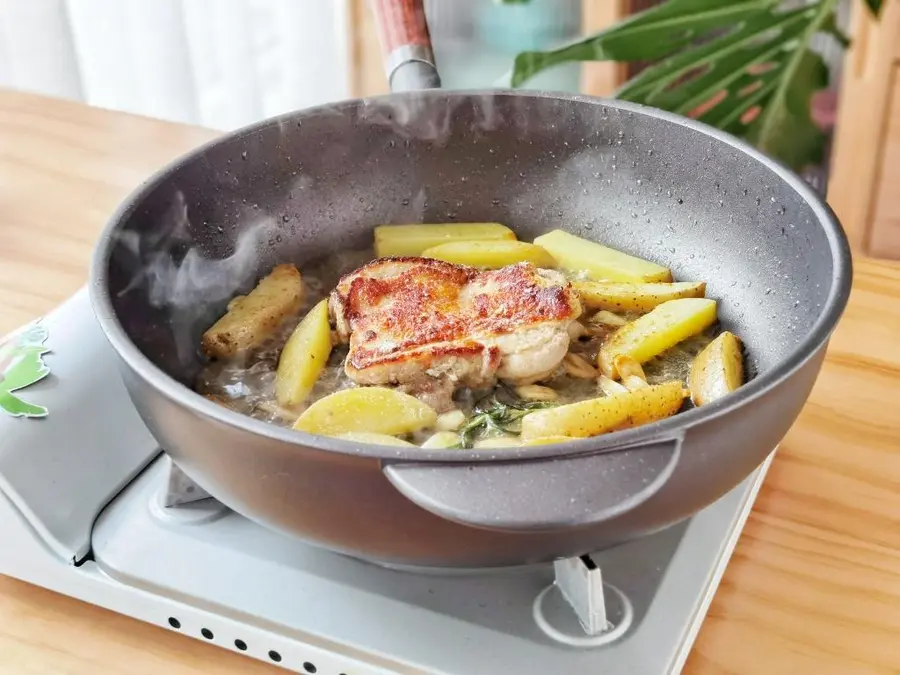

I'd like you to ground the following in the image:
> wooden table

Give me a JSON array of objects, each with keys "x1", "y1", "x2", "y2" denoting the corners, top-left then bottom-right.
[{"x1": 1, "y1": 89, "x2": 899, "y2": 675}]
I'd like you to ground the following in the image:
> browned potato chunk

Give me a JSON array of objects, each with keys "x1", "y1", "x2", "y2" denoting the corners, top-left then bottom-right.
[
  {"x1": 201, "y1": 264, "x2": 304, "y2": 359},
  {"x1": 689, "y1": 331, "x2": 745, "y2": 406},
  {"x1": 421, "y1": 240, "x2": 556, "y2": 269},
  {"x1": 597, "y1": 298, "x2": 718, "y2": 379},
  {"x1": 293, "y1": 387, "x2": 437, "y2": 436},
  {"x1": 275, "y1": 299, "x2": 333, "y2": 408},
  {"x1": 374, "y1": 223, "x2": 516, "y2": 257},
  {"x1": 573, "y1": 281, "x2": 706, "y2": 313},
  {"x1": 532, "y1": 230, "x2": 671, "y2": 282},
  {"x1": 521, "y1": 381, "x2": 687, "y2": 439}
]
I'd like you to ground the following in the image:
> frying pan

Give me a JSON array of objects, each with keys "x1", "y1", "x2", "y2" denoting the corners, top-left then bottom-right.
[{"x1": 89, "y1": 0, "x2": 852, "y2": 568}]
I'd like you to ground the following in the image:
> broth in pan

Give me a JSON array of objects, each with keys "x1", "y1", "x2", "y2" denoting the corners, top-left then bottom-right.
[{"x1": 195, "y1": 225, "x2": 746, "y2": 448}]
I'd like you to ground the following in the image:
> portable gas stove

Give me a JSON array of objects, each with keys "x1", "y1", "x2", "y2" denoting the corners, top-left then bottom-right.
[{"x1": 0, "y1": 288, "x2": 773, "y2": 675}]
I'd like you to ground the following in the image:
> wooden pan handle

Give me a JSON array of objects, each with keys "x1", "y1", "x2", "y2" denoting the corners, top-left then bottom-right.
[{"x1": 369, "y1": 0, "x2": 441, "y2": 91}]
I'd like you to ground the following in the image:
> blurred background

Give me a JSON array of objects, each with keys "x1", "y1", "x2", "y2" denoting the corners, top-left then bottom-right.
[
  {"x1": 0, "y1": 0, "x2": 896, "y2": 259},
  {"x1": 0, "y1": 0, "x2": 585, "y2": 130}
]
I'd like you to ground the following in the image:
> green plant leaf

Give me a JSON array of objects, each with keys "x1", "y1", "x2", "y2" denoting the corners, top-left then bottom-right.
[
  {"x1": 509, "y1": 0, "x2": 841, "y2": 172},
  {"x1": 511, "y1": 0, "x2": 780, "y2": 87},
  {"x1": 864, "y1": 0, "x2": 882, "y2": 17},
  {"x1": 747, "y1": 48, "x2": 829, "y2": 170},
  {"x1": 820, "y1": 12, "x2": 850, "y2": 47}
]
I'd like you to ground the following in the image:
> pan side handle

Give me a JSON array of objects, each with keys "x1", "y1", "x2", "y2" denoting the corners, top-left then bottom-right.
[
  {"x1": 383, "y1": 435, "x2": 682, "y2": 532},
  {"x1": 369, "y1": 0, "x2": 442, "y2": 92}
]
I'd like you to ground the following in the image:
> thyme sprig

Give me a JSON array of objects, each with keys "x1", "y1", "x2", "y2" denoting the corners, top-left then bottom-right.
[{"x1": 454, "y1": 387, "x2": 559, "y2": 449}]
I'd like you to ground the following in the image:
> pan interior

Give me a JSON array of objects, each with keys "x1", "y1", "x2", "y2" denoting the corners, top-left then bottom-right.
[{"x1": 103, "y1": 92, "x2": 838, "y2": 408}]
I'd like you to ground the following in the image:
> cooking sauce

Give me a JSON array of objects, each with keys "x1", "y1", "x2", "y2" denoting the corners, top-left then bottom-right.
[{"x1": 195, "y1": 249, "x2": 720, "y2": 444}]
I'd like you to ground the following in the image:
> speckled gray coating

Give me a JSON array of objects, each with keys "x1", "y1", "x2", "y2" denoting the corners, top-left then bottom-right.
[{"x1": 89, "y1": 89, "x2": 851, "y2": 567}]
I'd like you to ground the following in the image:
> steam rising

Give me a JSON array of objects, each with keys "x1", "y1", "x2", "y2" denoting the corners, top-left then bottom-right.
[
  {"x1": 357, "y1": 91, "x2": 504, "y2": 143},
  {"x1": 109, "y1": 91, "x2": 597, "y2": 373},
  {"x1": 116, "y1": 190, "x2": 276, "y2": 367}
]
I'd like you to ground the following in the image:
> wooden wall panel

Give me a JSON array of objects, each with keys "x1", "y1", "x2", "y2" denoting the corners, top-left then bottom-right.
[
  {"x1": 869, "y1": 65, "x2": 900, "y2": 258},
  {"x1": 827, "y1": 0, "x2": 900, "y2": 256},
  {"x1": 579, "y1": 0, "x2": 630, "y2": 97},
  {"x1": 347, "y1": 0, "x2": 388, "y2": 98}
]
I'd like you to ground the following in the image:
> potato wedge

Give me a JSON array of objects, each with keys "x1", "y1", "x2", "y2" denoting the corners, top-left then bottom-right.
[
  {"x1": 532, "y1": 230, "x2": 671, "y2": 282},
  {"x1": 689, "y1": 331, "x2": 745, "y2": 406},
  {"x1": 293, "y1": 386, "x2": 437, "y2": 436},
  {"x1": 334, "y1": 432, "x2": 415, "y2": 447},
  {"x1": 573, "y1": 281, "x2": 706, "y2": 313},
  {"x1": 421, "y1": 431, "x2": 462, "y2": 448},
  {"x1": 420, "y1": 240, "x2": 556, "y2": 269},
  {"x1": 520, "y1": 381, "x2": 686, "y2": 440},
  {"x1": 275, "y1": 299, "x2": 333, "y2": 408},
  {"x1": 598, "y1": 298, "x2": 718, "y2": 379},
  {"x1": 202, "y1": 264, "x2": 304, "y2": 358},
  {"x1": 373, "y1": 222, "x2": 516, "y2": 257}
]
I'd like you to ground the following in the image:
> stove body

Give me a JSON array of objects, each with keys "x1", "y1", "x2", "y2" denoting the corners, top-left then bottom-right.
[{"x1": 0, "y1": 289, "x2": 772, "y2": 674}]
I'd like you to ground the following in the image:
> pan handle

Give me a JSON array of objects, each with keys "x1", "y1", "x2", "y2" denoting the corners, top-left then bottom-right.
[
  {"x1": 369, "y1": 0, "x2": 442, "y2": 92},
  {"x1": 383, "y1": 435, "x2": 682, "y2": 532}
]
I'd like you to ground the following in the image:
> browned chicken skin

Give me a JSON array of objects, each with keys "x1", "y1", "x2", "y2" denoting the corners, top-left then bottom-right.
[{"x1": 329, "y1": 257, "x2": 582, "y2": 403}]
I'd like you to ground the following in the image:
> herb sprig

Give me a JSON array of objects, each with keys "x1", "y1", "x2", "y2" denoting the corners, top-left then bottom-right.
[{"x1": 454, "y1": 388, "x2": 559, "y2": 449}]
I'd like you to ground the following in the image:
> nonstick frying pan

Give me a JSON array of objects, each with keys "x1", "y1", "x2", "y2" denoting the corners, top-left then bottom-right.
[{"x1": 89, "y1": 0, "x2": 852, "y2": 568}]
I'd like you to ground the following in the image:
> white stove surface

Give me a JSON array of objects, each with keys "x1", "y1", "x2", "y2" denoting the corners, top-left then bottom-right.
[{"x1": 96, "y1": 455, "x2": 772, "y2": 675}]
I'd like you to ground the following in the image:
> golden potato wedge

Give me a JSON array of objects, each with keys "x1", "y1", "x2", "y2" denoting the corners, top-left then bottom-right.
[
  {"x1": 420, "y1": 240, "x2": 556, "y2": 269},
  {"x1": 293, "y1": 387, "x2": 437, "y2": 436},
  {"x1": 201, "y1": 264, "x2": 304, "y2": 359},
  {"x1": 689, "y1": 331, "x2": 745, "y2": 406},
  {"x1": 573, "y1": 281, "x2": 706, "y2": 313},
  {"x1": 520, "y1": 381, "x2": 687, "y2": 440},
  {"x1": 598, "y1": 298, "x2": 718, "y2": 379},
  {"x1": 421, "y1": 431, "x2": 462, "y2": 448},
  {"x1": 334, "y1": 432, "x2": 415, "y2": 447},
  {"x1": 373, "y1": 222, "x2": 516, "y2": 257},
  {"x1": 275, "y1": 299, "x2": 333, "y2": 408},
  {"x1": 532, "y1": 230, "x2": 671, "y2": 282},
  {"x1": 521, "y1": 435, "x2": 579, "y2": 446}
]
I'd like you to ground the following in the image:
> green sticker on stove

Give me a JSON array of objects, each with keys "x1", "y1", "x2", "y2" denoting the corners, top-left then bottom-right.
[{"x1": 0, "y1": 322, "x2": 51, "y2": 418}]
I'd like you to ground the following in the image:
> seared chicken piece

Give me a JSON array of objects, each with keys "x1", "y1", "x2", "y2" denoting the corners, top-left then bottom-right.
[{"x1": 329, "y1": 257, "x2": 582, "y2": 394}]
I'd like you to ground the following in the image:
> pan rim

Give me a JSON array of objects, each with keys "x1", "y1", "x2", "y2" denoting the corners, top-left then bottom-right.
[{"x1": 89, "y1": 89, "x2": 853, "y2": 463}]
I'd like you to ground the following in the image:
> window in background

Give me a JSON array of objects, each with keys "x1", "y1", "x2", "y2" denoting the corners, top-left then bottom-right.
[{"x1": 426, "y1": 0, "x2": 583, "y2": 91}]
